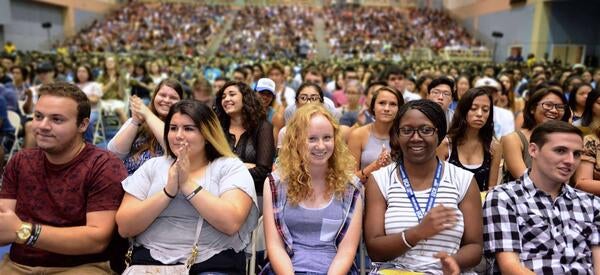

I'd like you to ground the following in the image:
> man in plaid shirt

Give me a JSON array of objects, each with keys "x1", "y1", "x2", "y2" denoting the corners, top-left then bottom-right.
[{"x1": 483, "y1": 120, "x2": 600, "y2": 274}]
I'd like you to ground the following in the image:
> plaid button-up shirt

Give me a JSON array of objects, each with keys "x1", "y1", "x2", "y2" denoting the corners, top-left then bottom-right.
[{"x1": 483, "y1": 172, "x2": 600, "y2": 274}]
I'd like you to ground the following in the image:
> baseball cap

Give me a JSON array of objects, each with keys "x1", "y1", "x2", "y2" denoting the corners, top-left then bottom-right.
[
  {"x1": 474, "y1": 77, "x2": 501, "y2": 90},
  {"x1": 36, "y1": 61, "x2": 55, "y2": 73},
  {"x1": 254, "y1": 78, "x2": 276, "y2": 96}
]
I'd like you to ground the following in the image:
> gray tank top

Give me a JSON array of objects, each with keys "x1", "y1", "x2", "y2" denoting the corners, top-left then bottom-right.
[
  {"x1": 360, "y1": 131, "x2": 390, "y2": 169},
  {"x1": 283, "y1": 196, "x2": 344, "y2": 273}
]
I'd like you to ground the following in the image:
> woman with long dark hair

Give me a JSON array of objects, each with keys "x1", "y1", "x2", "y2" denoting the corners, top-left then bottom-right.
[
  {"x1": 502, "y1": 88, "x2": 571, "y2": 181},
  {"x1": 74, "y1": 64, "x2": 102, "y2": 143},
  {"x1": 568, "y1": 83, "x2": 593, "y2": 123},
  {"x1": 438, "y1": 87, "x2": 502, "y2": 191},
  {"x1": 116, "y1": 100, "x2": 258, "y2": 273},
  {"x1": 214, "y1": 81, "x2": 275, "y2": 196}
]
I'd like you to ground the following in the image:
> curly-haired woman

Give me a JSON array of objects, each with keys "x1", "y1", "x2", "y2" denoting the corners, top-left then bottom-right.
[
  {"x1": 214, "y1": 81, "x2": 275, "y2": 197},
  {"x1": 262, "y1": 104, "x2": 363, "y2": 274}
]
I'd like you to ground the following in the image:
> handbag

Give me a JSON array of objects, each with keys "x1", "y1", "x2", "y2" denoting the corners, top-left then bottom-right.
[{"x1": 122, "y1": 214, "x2": 203, "y2": 274}]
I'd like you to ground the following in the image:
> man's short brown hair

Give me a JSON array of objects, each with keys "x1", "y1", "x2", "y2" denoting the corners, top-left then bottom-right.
[{"x1": 38, "y1": 82, "x2": 91, "y2": 126}]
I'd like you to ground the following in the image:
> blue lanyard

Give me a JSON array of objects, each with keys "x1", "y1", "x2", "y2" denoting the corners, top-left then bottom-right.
[{"x1": 398, "y1": 160, "x2": 443, "y2": 222}]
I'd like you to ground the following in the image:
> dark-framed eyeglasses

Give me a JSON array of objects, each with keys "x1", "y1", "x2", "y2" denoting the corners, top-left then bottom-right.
[
  {"x1": 298, "y1": 95, "x2": 321, "y2": 103},
  {"x1": 398, "y1": 126, "x2": 437, "y2": 137},
  {"x1": 538, "y1": 101, "x2": 566, "y2": 112}
]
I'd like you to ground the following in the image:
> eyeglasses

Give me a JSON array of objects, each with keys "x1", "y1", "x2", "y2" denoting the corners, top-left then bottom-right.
[
  {"x1": 538, "y1": 101, "x2": 566, "y2": 112},
  {"x1": 398, "y1": 126, "x2": 437, "y2": 137},
  {"x1": 298, "y1": 95, "x2": 321, "y2": 103},
  {"x1": 430, "y1": 89, "x2": 453, "y2": 98}
]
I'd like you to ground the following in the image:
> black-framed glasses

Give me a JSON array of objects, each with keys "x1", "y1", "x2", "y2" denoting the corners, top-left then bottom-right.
[
  {"x1": 538, "y1": 101, "x2": 566, "y2": 112},
  {"x1": 398, "y1": 126, "x2": 437, "y2": 137},
  {"x1": 298, "y1": 95, "x2": 321, "y2": 103}
]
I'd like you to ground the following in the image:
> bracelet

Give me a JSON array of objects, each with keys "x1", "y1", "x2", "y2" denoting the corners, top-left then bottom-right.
[
  {"x1": 131, "y1": 119, "x2": 142, "y2": 127},
  {"x1": 401, "y1": 231, "x2": 414, "y2": 249},
  {"x1": 26, "y1": 224, "x2": 41, "y2": 247},
  {"x1": 163, "y1": 187, "x2": 176, "y2": 199},
  {"x1": 185, "y1": 185, "x2": 203, "y2": 201}
]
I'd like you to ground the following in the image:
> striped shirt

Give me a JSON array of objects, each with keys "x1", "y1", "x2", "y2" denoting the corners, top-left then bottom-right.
[{"x1": 371, "y1": 161, "x2": 474, "y2": 274}]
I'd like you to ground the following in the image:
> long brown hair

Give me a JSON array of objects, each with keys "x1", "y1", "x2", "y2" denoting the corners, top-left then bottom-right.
[{"x1": 131, "y1": 78, "x2": 184, "y2": 159}]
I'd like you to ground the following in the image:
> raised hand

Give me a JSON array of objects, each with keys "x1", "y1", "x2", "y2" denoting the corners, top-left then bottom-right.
[
  {"x1": 129, "y1": 95, "x2": 148, "y2": 124},
  {"x1": 376, "y1": 144, "x2": 391, "y2": 168}
]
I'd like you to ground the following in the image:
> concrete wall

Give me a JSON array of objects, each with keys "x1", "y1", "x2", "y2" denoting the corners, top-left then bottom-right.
[
  {"x1": 0, "y1": 0, "x2": 11, "y2": 25},
  {"x1": 4, "y1": 0, "x2": 65, "y2": 51},
  {"x1": 74, "y1": 9, "x2": 104, "y2": 32},
  {"x1": 474, "y1": 3, "x2": 534, "y2": 62},
  {"x1": 1, "y1": 0, "x2": 116, "y2": 51}
]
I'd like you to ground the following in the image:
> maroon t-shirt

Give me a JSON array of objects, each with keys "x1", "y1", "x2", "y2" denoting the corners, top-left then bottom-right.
[{"x1": 0, "y1": 143, "x2": 127, "y2": 267}]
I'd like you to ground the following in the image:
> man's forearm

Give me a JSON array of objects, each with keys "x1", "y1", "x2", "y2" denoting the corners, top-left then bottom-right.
[{"x1": 31, "y1": 224, "x2": 113, "y2": 255}]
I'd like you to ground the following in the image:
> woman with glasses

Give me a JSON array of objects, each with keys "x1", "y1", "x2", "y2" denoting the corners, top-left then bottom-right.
[
  {"x1": 348, "y1": 86, "x2": 403, "y2": 183},
  {"x1": 437, "y1": 88, "x2": 502, "y2": 191},
  {"x1": 214, "y1": 81, "x2": 275, "y2": 198},
  {"x1": 364, "y1": 100, "x2": 482, "y2": 274},
  {"x1": 277, "y1": 83, "x2": 331, "y2": 150},
  {"x1": 502, "y1": 88, "x2": 571, "y2": 181},
  {"x1": 263, "y1": 104, "x2": 362, "y2": 274}
]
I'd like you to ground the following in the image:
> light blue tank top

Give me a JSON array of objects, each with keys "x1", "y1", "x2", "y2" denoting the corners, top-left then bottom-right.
[
  {"x1": 360, "y1": 132, "x2": 390, "y2": 169},
  {"x1": 283, "y1": 196, "x2": 344, "y2": 274}
]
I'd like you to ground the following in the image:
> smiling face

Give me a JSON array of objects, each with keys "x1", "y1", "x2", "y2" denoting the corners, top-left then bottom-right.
[
  {"x1": 533, "y1": 93, "x2": 565, "y2": 124},
  {"x1": 221, "y1": 85, "x2": 244, "y2": 116},
  {"x1": 167, "y1": 112, "x2": 205, "y2": 159},
  {"x1": 306, "y1": 114, "x2": 334, "y2": 168},
  {"x1": 398, "y1": 109, "x2": 438, "y2": 165},
  {"x1": 529, "y1": 132, "x2": 582, "y2": 186},
  {"x1": 153, "y1": 85, "x2": 181, "y2": 118},
  {"x1": 296, "y1": 86, "x2": 321, "y2": 108},
  {"x1": 467, "y1": 95, "x2": 491, "y2": 130}
]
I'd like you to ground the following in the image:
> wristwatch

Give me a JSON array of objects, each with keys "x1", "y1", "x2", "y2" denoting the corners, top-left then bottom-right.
[{"x1": 15, "y1": 222, "x2": 33, "y2": 244}]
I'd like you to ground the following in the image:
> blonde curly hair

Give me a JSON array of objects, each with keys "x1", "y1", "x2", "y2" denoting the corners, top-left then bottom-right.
[{"x1": 278, "y1": 104, "x2": 356, "y2": 205}]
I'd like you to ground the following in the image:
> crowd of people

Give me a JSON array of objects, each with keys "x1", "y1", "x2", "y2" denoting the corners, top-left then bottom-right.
[
  {"x1": 218, "y1": 6, "x2": 317, "y2": 60},
  {"x1": 59, "y1": 1, "x2": 228, "y2": 56},
  {"x1": 323, "y1": 7, "x2": 480, "y2": 60},
  {"x1": 57, "y1": 1, "x2": 478, "y2": 61},
  {"x1": 1, "y1": 1, "x2": 600, "y2": 274}
]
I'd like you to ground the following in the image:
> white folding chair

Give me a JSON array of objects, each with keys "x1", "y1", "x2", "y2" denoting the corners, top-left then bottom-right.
[
  {"x1": 93, "y1": 111, "x2": 106, "y2": 145},
  {"x1": 247, "y1": 216, "x2": 264, "y2": 275},
  {"x1": 6, "y1": 111, "x2": 22, "y2": 159}
]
